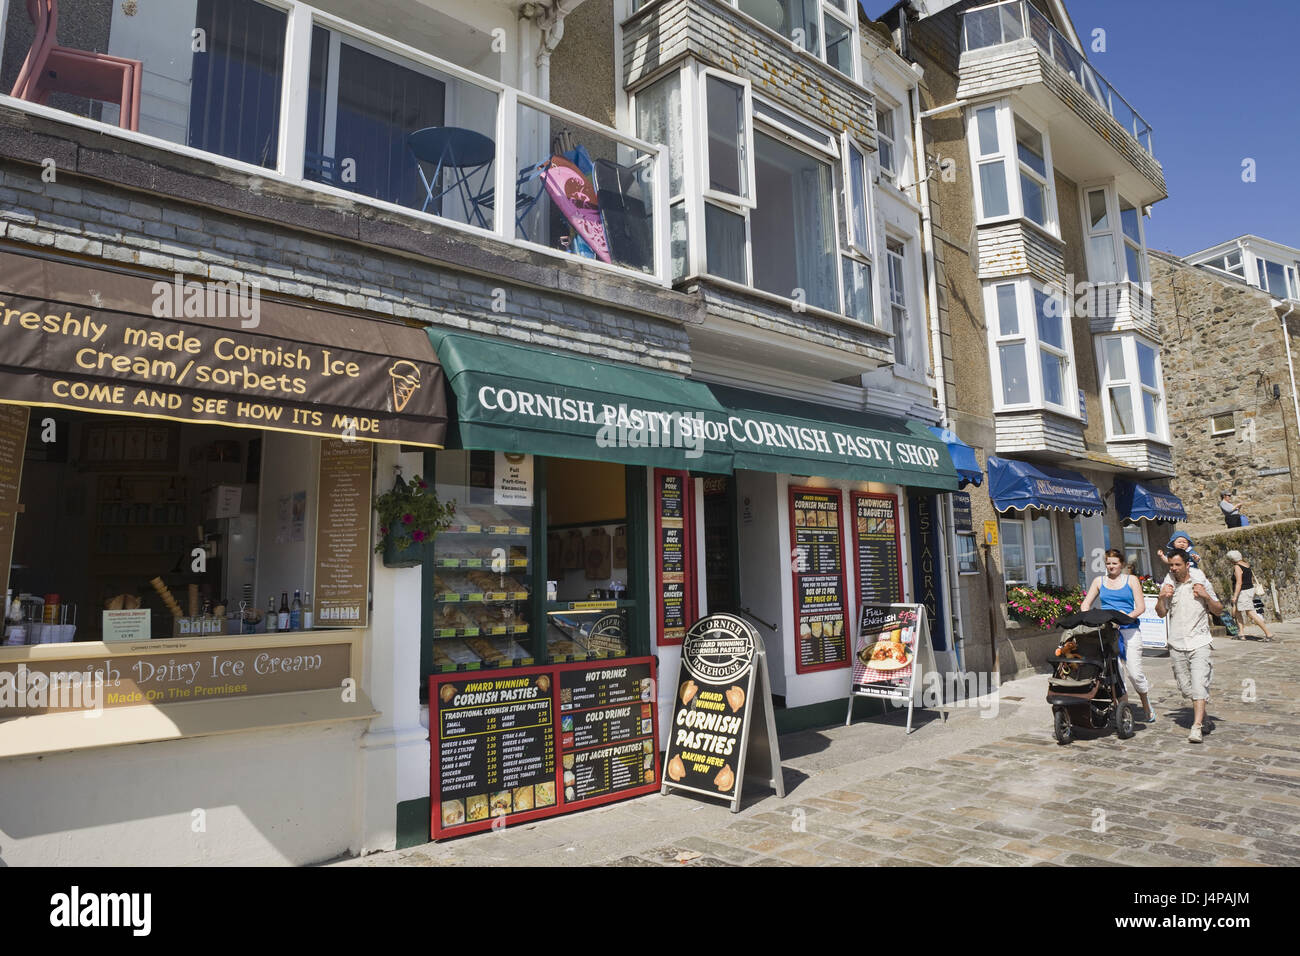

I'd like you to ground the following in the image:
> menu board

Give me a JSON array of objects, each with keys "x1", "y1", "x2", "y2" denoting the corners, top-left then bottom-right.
[
  {"x1": 851, "y1": 604, "x2": 921, "y2": 700},
  {"x1": 852, "y1": 492, "x2": 902, "y2": 606},
  {"x1": 313, "y1": 439, "x2": 372, "y2": 628},
  {"x1": 559, "y1": 660, "x2": 657, "y2": 805},
  {"x1": 0, "y1": 405, "x2": 28, "y2": 594},
  {"x1": 430, "y1": 657, "x2": 659, "y2": 839},
  {"x1": 789, "y1": 488, "x2": 850, "y2": 672},
  {"x1": 656, "y1": 470, "x2": 694, "y2": 645}
]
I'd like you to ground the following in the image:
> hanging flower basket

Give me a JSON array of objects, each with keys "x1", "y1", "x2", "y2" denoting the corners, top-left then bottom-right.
[{"x1": 374, "y1": 472, "x2": 455, "y2": 568}]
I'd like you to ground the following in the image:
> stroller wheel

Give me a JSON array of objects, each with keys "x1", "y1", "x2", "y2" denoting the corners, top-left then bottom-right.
[
  {"x1": 1115, "y1": 702, "x2": 1135, "y2": 739},
  {"x1": 1053, "y1": 708, "x2": 1073, "y2": 745}
]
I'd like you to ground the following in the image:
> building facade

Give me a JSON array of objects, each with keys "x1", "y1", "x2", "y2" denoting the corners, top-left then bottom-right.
[{"x1": 878, "y1": 0, "x2": 1179, "y2": 675}]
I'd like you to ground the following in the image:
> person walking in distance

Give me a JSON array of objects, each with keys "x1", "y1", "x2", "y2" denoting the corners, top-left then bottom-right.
[
  {"x1": 1227, "y1": 549, "x2": 1274, "y2": 641},
  {"x1": 1081, "y1": 549, "x2": 1156, "y2": 722},
  {"x1": 1155, "y1": 548, "x2": 1222, "y2": 743}
]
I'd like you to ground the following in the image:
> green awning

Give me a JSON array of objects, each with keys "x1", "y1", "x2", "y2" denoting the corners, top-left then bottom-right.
[
  {"x1": 705, "y1": 384, "x2": 959, "y2": 492},
  {"x1": 427, "y1": 330, "x2": 734, "y2": 473}
]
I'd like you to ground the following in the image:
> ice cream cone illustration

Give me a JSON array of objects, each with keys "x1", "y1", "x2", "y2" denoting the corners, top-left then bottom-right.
[{"x1": 389, "y1": 361, "x2": 422, "y2": 413}]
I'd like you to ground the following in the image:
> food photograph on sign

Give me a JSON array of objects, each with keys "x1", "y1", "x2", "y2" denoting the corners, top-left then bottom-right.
[{"x1": 852, "y1": 605, "x2": 920, "y2": 695}]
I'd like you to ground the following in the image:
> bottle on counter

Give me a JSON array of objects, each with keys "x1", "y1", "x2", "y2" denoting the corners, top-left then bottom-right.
[
  {"x1": 290, "y1": 590, "x2": 303, "y2": 631},
  {"x1": 267, "y1": 596, "x2": 279, "y2": 633},
  {"x1": 277, "y1": 592, "x2": 290, "y2": 632},
  {"x1": 302, "y1": 591, "x2": 313, "y2": 630}
]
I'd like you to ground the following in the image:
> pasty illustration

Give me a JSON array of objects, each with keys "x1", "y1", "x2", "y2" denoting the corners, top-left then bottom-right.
[
  {"x1": 725, "y1": 686, "x2": 745, "y2": 713},
  {"x1": 536, "y1": 674, "x2": 551, "y2": 693},
  {"x1": 667, "y1": 754, "x2": 686, "y2": 781},
  {"x1": 714, "y1": 763, "x2": 734, "y2": 791},
  {"x1": 680, "y1": 680, "x2": 699, "y2": 706},
  {"x1": 439, "y1": 683, "x2": 457, "y2": 704}
]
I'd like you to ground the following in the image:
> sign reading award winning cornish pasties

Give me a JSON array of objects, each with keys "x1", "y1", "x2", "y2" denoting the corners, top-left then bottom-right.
[
  {"x1": 656, "y1": 469, "x2": 695, "y2": 645},
  {"x1": 430, "y1": 657, "x2": 659, "y2": 839},
  {"x1": 313, "y1": 440, "x2": 372, "y2": 628},
  {"x1": 852, "y1": 492, "x2": 902, "y2": 606},
  {"x1": 662, "y1": 614, "x2": 784, "y2": 812},
  {"x1": 789, "y1": 488, "x2": 850, "y2": 672}
]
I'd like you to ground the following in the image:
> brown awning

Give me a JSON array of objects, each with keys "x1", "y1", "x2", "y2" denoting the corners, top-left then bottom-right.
[{"x1": 0, "y1": 250, "x2": 445, "y2": 446}]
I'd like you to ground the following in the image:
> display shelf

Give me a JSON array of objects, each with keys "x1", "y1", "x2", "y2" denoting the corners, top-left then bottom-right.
[
  {"x1": 443, "y1": 523, "x2": 531, "y2": 536},
  {"x1": 434, "y1": 557, "x2": 529, "y2": 569}
]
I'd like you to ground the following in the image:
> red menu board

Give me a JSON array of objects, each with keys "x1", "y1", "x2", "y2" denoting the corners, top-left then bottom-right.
[
  {"x1": 789, "y1": 487, "x2": 850, "y2": 673},
  {"x1": 655, "y1": 469, "x2": 696, "y2": 645},
  {"x1": 852, "y1": 492, "x2": 903, "y2": 606},
  {"x1": 431, "y1": 657, "x2": 658, "y2": 839}
]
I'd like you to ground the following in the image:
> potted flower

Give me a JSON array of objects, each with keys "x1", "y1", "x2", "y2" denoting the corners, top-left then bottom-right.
[{"x1": 373, "y1": 473, "x2": 455, "y2": 567}]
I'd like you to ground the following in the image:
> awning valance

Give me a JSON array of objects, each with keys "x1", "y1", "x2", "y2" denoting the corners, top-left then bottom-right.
[
  {"x1": 988, "y1": 457, "x2": 1104, "y2": 515},
  {"x1": 0, "y1": 250, "x2": 447, "y2": 446},
  {"x1": 704, "y1": 385, "x2": 959, "y2": 492},
  {"x1": 427, "y1": 330, "x2": 734, "y2": 473},
  {"x1": 927, "y1": 426, "x2": 983, "y2": 488},
  {"x1": 1114, "y1": 479, "x2": 1186, "y2": 523}
]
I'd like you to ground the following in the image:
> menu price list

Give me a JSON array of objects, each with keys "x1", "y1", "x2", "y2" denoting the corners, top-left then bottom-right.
[
  {"x1": 854, "y1": 494, "x2": 901, "y2": 605},
  {"x1": 434, "y1": 673, "x2": 556, "y2": 832},
  {"x1": 657, "y1": 470, "x2": 692, "y2": 644},
  {"x1": 791, "y1": 491, "x2": 849, "y2": 669},
  {"x1": 559, "y1": 661, "x2": 657, "y2": 805}
]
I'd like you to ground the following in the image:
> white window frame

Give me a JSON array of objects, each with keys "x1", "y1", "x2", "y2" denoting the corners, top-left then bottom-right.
[
  {"x1": 1121, "y1": 522, "x2": 1150, "y2": 577},
  {"x1": 1000, "y1": 510, "x2": 1059, "y2": 587},
  {"x1": 875, "y1": 103, "x2": 898, "y2": 186},
  {"x1": 699, "y1": 68, "x2": 758, "y2": 209},
  {"x1": 886, "y1": 236, "x2": 912, "y2": 367},
  {"x1": 1255, "y1": 255, "x2": 1300, "y2": 300},
  {"x1": 1210, "y1": 412, "x2": 1235, "y2": 437},
  {"x1": 1096, "y1": 333, "x2": 1167, "y2": 441},
  {"x1": 1117, "y1": 195, "x2": 1150, "y2": 287},
  {"x1": 985, "y1": 278, "x2": 1078, "y2": 417},
  {"x1": 966, "y1": 99, "x2": 1059, "y2": 236},
  {"x1": 727, "y1": 0, "x2": 861, "y2": 83},
  {"x1": 839, "y1": 132, "x2": 878, "y2": 328},
  {"x1": 1080, "y1": 182, "x2": 1151, "y2": 289}
]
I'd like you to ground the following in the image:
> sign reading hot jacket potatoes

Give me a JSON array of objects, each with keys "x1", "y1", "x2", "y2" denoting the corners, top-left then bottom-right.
[{"x1": 662, "y1": 614, "x2": 759, "y2": 802}]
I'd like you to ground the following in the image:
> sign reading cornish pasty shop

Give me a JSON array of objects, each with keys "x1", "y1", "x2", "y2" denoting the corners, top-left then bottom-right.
[
  {"x1": 662, "y1": 614, "x2": 784, "y2": 812},
  {"x1": 0, "y1": 286, "x2": 444, "y2": 446}
]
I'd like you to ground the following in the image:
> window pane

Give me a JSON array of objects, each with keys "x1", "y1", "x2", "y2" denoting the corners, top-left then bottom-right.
[
  {"x1": 996, "y1": 284, "x2": 1020, "y2": 335},
  {"x1": 670, "y1": 201, "x2": 688, "y2": 280},
  {"x1": 1136, "y1": 341, "x2": 1157, "y2": 387},
  {"x1": 1142, "y1": 391, "x2": 1158, "y2": 434},
  {"x1": 1125, "y1": 242, "x2": 1143, "y2": 283},
  {"x1": 1261, "y1": 258, "x2": 1288, "y2": 297},
  {"x1": 1087, "y1": 189, "x2": 1110, "y2": 231},
  {"x1": 1088, "y1": 235, "x2": 1118, "y2": 282},
  {"x1": 892, "y1": 306, "x2": 909, "y2": 366},
  {"x1": 1105, "y1": 337, "x2": 1127, "y2": 382},
  {"x1": 825, "y1": 16, "x2": 853, "y2": 77},
  {"x1": 1020, "y1": 172, "x2": 1046, "y2": 225},
  {"x1": 706, "y1": 76, "x2": 747, "y2": 197},
  {"x1": 1035, "y1": 288, "x2": 1063, "y2": 348},
  {"x1": 740, "y1": 0, "x2": 820, "y2": 50},
  {"x1": 636, "y1": 72, "x2": 684, "y2": 196},
  {"x1": 1120, "y1": 198, "x2": 1141, "y2": 243},
  {"x1": 704, "y1": 203, "x2": 746, "y2": 282},
  {"x1": 979, "y1": 161, "x2": 1010, "y2": 217},
  {"x1": 1109, "y1": 385, "x2": 1135, "y2": 434},
  {"x1": 1015, "y1": 118, "x2": 1047, "y2": 178},
  {"x1": 751, "y1": 132, "x2": 837, "y2": 312},
  {"x1": 1001, "y1": 522, "x2": 1026, "y2": 581},
  {"x1": 841, "y1": 257, "x2": 874, "y2": 325},
  {"x1": 976, "y1": 107, "x2": 1000, "y2": 155},
  {"x1": 1000, "y1": 344, "x2": 1030, "y2": 404},
  {"x1": 1032, "y1": 515, "x2": 1054, "y2": 563},
  {"x1": 849, "y1": 144, "x2": 869, "y2": 247},
  {"x1": 1040, "y1": 351, "x2": 1065, "y2": 406}
]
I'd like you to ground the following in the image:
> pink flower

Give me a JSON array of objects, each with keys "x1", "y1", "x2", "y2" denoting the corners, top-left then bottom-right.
[
  {"x1": 412, "y1": 529, "x2": 426, "y2": 543},
  {"x1": 380, "y1": 526, "x2": 389, "y2": 535},
  {"x1": 402, "y1": 513, "x2": 413, "y2": 524},
  {"x1": 418, "y1": 480, "x2": 428, "y2": 490}
]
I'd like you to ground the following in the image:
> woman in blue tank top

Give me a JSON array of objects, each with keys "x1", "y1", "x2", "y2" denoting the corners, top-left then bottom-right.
[{"x1": 1082, "y1": 548, "x2": 1155, "y2": 723}]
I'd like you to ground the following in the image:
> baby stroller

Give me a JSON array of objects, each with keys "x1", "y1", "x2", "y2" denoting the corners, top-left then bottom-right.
[{"x1": 1047, "y1": 609, "x2": 1134, "y2": 745}]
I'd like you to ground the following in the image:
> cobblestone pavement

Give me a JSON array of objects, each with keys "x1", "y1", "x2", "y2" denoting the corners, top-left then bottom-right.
[{"x1": 335, "y1": 622, "x2": 1300, "y2": 867}]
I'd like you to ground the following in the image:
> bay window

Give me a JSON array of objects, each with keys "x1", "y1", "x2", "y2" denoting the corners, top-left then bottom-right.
[
  {"x1": 1080, "y1": 184, "x2": 1150, "y2": 287},
  {"x1": 1097, "y1": 334, "x2": 1167, "y2": 440},
  {"x1": 986, "y1": 279, "x2": 1077, "y2": 415},
  {"x1": 967, "y1": 101, "x2": 1057, "y2": 233},
  {"x1": 1000, "y1": 511, "x2": 1058, "y2": 586}
]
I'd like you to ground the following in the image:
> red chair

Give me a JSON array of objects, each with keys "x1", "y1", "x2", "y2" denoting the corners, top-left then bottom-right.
[{"x1": 10, "y1": 0, "x2": 143, "y2": 131}]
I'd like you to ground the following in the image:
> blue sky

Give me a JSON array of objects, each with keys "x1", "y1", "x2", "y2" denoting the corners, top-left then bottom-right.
[{"x1": 864, "y1": 0, "x2": 1300, "y2": 256}]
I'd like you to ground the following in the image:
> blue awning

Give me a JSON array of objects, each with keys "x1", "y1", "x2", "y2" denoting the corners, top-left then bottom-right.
[
  {"x1": 988, "y1": 457, "x2": 1104, "y2": 515},
  {"x1": 1114, "y1": 479, "x2": 1187, "y2": 523},
  {"x1": 928, "y1": 426, "x2": 983, "y2": 488}
]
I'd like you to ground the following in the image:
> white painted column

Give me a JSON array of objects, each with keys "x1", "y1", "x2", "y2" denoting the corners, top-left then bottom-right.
[{"x1": 358, "y1": 444, "x2": 427, "y2": 854}]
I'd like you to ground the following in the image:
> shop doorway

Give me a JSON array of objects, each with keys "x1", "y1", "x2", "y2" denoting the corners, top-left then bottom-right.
[{"x1": 702, "y1": 476, "x2": 739, "y2": 613}]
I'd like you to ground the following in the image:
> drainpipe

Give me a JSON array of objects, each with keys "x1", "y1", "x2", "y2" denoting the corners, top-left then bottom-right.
[
  {"x1": 910, "y1": 62, "x2": 970, "y2": 676},
  {"x1": 1276, "y1": 300, "x2": 1300, "y2": 513},
  {"x1": 526, "y1": 0, "x2": 585, "y2": 102}
]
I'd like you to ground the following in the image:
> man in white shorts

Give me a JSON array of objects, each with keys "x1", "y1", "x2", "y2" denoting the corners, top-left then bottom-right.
[{"x1": 1155, "y1": 548, "x2": 1222, "y2": 743}]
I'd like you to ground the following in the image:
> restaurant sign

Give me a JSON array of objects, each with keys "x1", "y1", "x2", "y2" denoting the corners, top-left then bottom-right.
[{"x1": 0, "y1": 293, "x2": 445, "y2": 446}]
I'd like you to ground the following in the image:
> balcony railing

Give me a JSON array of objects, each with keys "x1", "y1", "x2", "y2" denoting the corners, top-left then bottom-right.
[
  {"x1": 0, "y1": 0, "x2": 666, "y2": 281},
  {"x1": 961, "y1": 0, "x2": 1154, "y2": 156}
]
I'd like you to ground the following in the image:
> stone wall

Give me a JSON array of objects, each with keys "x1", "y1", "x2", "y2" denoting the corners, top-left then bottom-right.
[{"x1": 1149, "y1": 251, "x2": 1300, "y2": 535}]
